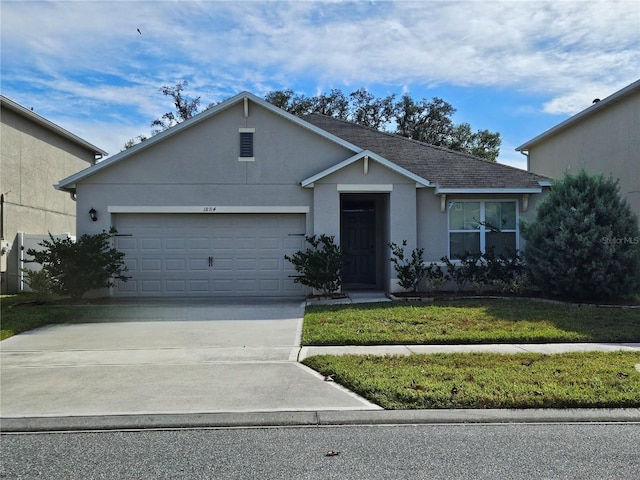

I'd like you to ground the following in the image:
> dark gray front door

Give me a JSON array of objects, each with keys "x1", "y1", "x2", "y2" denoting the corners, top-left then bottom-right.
[{"x1": 341, "y1": 200, "x2": 376, "y2": 286}]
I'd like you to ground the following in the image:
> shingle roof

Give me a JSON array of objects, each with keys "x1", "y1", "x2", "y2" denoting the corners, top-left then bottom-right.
[{"x1": 302, "y1": 114, "x2": 549, "y2": 191}]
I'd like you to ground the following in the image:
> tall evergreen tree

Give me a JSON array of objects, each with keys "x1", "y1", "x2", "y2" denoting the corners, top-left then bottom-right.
[{"x1": 522, "y1": 170, "x2": 640, "y2": 300}]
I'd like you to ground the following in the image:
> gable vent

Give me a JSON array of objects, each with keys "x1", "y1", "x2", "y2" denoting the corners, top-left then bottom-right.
[
  {"x1": 240, "y1": 132, "x2": 253, "y2": 157},
  {"x1": 239, "y1": 128, "x2": 255, "y2": 161}
]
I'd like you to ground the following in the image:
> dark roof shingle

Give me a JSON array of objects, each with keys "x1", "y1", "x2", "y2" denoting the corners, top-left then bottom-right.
[{"x1": 302, "y1": 114, "x2": 549, "y2": 190}]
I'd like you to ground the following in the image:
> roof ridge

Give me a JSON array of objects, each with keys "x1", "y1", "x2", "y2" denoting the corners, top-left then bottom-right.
[{"x1": 303, "y1": 113, "x2": 548, "y2": 179}]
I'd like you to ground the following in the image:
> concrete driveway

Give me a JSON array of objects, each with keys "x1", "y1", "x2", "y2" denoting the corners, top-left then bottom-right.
[{"x1": 0, "y1": 299, "x2": 379, "y2": 418}]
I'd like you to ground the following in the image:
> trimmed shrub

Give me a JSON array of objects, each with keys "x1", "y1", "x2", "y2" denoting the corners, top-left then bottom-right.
[
  {"x1": 25, "y1": 228, "x2": 128, "y2": 300},
  {"x1": 441, "y1": 254, "x2": 486, "y2": 292},
  {"x1": 388, "y1": 241, "x2": 428, "y2": 292},
  {"x1": 521, "y1": 170, "x2": 640, "y2": 300},
  {"x1": 441, "y1": 250, "x2": 529, "y2": 294},
  {"x1": 483, "y1": 248, "x2": 530, "y2": 294},
  {"x1": 285, "y1": 234, "x2": 346, "y2": 296},
  {"x1": 21, "y1": 268, "x2": 56, "y2": 303}
]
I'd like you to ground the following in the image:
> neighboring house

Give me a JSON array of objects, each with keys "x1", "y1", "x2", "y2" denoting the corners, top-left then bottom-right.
[
  {"x1": 517, "y1": 79, "x2": 640, "y2": 217},
  {"x1": 0, "y1": 95, "x2": 107, "y2": 293},
  {"x1": 56, "y1": 92, "x2": 550, "y2": 298}
]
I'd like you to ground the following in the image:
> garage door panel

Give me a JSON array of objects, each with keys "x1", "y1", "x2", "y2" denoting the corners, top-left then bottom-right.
[
  {"x1": 236, "y1": 279, "x2": 257, "y2": 291},
  {"x1": 141, "y1": 259, "x2": 162, "y2": 272},
  {"x1": 165, "y1": 259, "x2": 186, "y2": 271},
  {"x1": 117, "y1": 237, "x2": 137, "y2": 250},
  {"x1": 212, "y1": 258, "x2": 233, "y2": 271},
  {"x1": 259, "y1": 279, "x2": 280, "y2": 291},
  {"x1": 114, "y1": 213, "x2": 306, "y2": 297},
  {"x1": 213, "y1": 241, "x2": 234, "y2": 250},
  {"x1": 259, "y1": 237, "x2": 280, "y2": 249},
  {"x1": 166, "y1": 280, "x2": 187, "y2": 293},
  {"x1": 235, "y1": 237, "x2": 256, "y2": 250},
  {"x1": 189, "y1": 238, "x2": 210, "y2": 250},
  {"x1": 212, "y1": 279, "x2": 233, "y2": 292},
  {"x1": 123, "y1": 258, "x2": 138, "y2": 272},
  {"x1": 284, "y1": 236, "x2": 305, "y2": 250},
  {"x1": 189, "y1": 258, "x2": 209, "y2": 270},
  {"x1": 236, "y1": 258, "x2": 256, "y2": 271},
  {"x1": 141, "y1": 238, "x2": 162, "y2": 250},
  {"x1": 260, "y1": 259, "x2": 280, "y2": 271},
  {"x1": 141, "y1": 280, "x2": 161, "y2": 293},
  {"x1": 189, "y1": 280, "x2": 210, "y2": 293},
  {"x1": 165, "y1": 238, "x2": 186, "y2": 250}
]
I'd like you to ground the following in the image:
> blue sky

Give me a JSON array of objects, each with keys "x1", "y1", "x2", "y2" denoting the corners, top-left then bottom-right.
[{"x1": 1, "y1": 0, "x2": 639, "y2": 169}]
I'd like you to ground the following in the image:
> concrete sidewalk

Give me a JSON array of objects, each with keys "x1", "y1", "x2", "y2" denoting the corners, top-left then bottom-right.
[
  {"x1": 2, "y1": 295, "x2": 639, "y2": 432},
  {"x1": 298, "y1": 343, "x2": 640, "y2": 360}
]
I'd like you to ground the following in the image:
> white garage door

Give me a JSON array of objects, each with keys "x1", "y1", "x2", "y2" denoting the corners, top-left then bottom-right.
[{"x1": 113, "y1": 214, "x2": 306, "y2": 297}]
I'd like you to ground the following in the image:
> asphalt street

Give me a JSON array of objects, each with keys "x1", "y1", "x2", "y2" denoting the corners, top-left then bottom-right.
[{"x1": 2, "y1": 423, "x2": 639, "y2": 479}]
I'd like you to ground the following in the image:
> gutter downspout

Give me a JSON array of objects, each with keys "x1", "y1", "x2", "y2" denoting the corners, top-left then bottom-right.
[
  {"x1": 0, "y1": 193, "x2": 4, "y2": 241},
  {"x1": 19, "y1": 232, "x2": 24, "y2": 292},
  {"x1": 519, "y1": 149, "x2": 530, "y2": 171}
]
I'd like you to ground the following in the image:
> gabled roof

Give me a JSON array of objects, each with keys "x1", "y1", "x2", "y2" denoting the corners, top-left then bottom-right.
[
  {"x1": 301, "y1": 150, "x2": 431, "y2": 188},
  {"x1": 303, "y1": 114, "x2": 549, "y2": 192},
  {"x1": 1, "y1": 94, "x2": 107, "y2": 161},
  {"x1": 56, "y1": 92, "x2": 362, "y2": 192},
  {"x1": 55, "y1": 90, "x2": 549, "y2": 194},
  {"x1": 516, "y1": 78, "x2": 640, "y2": 151}
]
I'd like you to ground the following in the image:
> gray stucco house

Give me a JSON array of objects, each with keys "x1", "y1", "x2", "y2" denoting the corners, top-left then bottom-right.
[
  {"x1": 56, "y1": 92, "x2": 550, "y2": 298},
  {"x1": 1, "y1": 95, "x2": 107, "y2": 293},
  {"x1": 517, "y1": 78, "x2": 640, "y2": 217}
]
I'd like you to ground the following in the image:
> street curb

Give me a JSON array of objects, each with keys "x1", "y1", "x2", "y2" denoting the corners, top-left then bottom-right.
[{"x1": 2, "y1": 408, "x2": 639, "y2": 433}]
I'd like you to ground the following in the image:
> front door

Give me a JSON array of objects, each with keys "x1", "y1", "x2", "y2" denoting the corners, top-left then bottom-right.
[{"x1": 341, "y1": 200, "x2": 376, "y2": 286}]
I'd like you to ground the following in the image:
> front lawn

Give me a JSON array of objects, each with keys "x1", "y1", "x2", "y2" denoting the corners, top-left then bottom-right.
[
  {"x1": 303, "y1": 351, "x2": 640, "y2": 409},
  {"x1": 302, "y1": 300, "x2": 640, "y2": 345}
]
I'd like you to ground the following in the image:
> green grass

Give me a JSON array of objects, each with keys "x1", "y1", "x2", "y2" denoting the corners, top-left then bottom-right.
[
  {"x1": 303, "y1": 300, "x2": 640, "y2": 345},
  {"x1": 303, "y1": 351, "x2": 640, "y2": 409},
  {"x1": 1, "y1": 294, "x2": 96, "y2": 340}
]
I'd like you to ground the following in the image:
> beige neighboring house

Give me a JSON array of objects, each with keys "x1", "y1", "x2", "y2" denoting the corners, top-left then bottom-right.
[
  {"x1": 0, "y1": 95, "x2": 107, "y2": 293},
  {"x1": 517, "y1": 79, "x2": 640, "y2": 217}
]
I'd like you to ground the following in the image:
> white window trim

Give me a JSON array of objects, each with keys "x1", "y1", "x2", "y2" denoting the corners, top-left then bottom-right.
[
  {"x1": 337, "y1": 184, "x2": 393, "y2": 192},
  {"x1": 238, "y1": 128, "x2": 255, "y2": 161},
  {"x1": 447, "y1": 199, "x2": 520, "y2": 260}
]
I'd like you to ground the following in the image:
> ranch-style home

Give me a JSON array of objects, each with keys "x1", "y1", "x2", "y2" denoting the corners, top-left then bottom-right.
[{"x1": 56, "y1": 92, "x2": 550, "y2": 298}]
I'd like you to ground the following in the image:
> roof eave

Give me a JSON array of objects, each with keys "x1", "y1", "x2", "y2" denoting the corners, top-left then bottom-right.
[
  {"x1": 1, "y1": 95, "x2": 108, "y2": 159},
  {"x1": 434, "y1": 187, "x2": 544, "y2": 194},
  {"x1": 516, "y1": 78, "x2": 640, "y2": 151},
  {"x1": 301, "y1": 150, "x2": 431, "y2": 188}
]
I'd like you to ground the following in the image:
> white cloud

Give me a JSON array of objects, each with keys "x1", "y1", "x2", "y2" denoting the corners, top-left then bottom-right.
[{"x1": 2, "y1": 0, "x2": 638, "y2": 155}]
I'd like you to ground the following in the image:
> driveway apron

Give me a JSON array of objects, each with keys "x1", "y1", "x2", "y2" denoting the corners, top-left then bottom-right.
[{"x1": 1, "y1": 299, "x2": 378, "y2": 418}]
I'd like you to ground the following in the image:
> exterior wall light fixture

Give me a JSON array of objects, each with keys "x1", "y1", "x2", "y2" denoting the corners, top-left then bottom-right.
[{"x1": 89, "y1": 208, "x2": 98, "y2": 221}]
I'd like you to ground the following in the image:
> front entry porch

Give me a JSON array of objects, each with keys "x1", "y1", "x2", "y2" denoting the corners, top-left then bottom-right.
[{"x1": 340, "y1": 194, "x2": 388, "y2": 291}]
